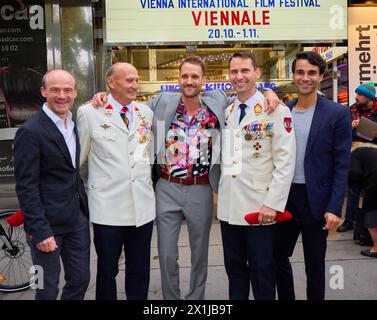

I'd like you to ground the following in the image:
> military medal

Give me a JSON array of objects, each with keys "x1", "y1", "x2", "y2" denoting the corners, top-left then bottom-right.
[
  {"x1": 139, "y1": 135, "x2": 147, "y2": 144},
  {"x1": 244, "y1": 123, "x2": 254, "y2": 141},
  {"x1": 253, "y1": 142, "x2": 262, "y2": 157},
  {"x1": 262, "y1": 120, "x2": 274, "y2": 138},
  {"x1": 144, "y1": 143, "x2": 151, "y2": 159},
  {"x1": 135, "y1": 106, "x2": 149, "y2": 128}
]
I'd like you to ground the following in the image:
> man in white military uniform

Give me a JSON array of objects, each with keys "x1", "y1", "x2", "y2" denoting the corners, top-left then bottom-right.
[
  {"x1": 217, "y1": 52, "x2": 296, "y2": 300},
  {"x1": 77, "y1": 62, "x2": 155, "y2": 300}
]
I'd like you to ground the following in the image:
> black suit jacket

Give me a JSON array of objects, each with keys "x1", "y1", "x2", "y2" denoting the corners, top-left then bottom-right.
[{"x1": 14, "y1": 109, "x2": 89, "y2": 245}]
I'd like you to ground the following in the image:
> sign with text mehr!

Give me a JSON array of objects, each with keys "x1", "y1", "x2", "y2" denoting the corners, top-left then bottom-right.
[
  {"x1": 348, "y1": 7, "x2": 377, "y2": 105},
  {"x1": 105, "y1": 0, "x2": 347, "y2": 44}
]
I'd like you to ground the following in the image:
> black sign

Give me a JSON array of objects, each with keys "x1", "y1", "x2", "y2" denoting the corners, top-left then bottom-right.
[
  {"x1": 0, "y1": 139, "x2": 14, "y2": 182},
  {"x1": 0, "y1": 0, "x2": 46, "y2": 128}
]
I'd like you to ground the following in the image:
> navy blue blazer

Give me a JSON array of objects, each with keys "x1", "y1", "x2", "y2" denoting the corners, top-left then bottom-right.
[
  {"x1": 14, "y1": 109, "x2": 89, "y2": 245},
  {"x1": 288, "y1": 94, "x2": 352, "y2": 219}
]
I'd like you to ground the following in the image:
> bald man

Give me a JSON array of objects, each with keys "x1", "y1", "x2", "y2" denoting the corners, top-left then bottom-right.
[
  {"x1": 14, "y1": 69, "x2": 90, "y2": 300},
  {"x1": 77, "y1": 63, "x2": 155, "y2": 300}
]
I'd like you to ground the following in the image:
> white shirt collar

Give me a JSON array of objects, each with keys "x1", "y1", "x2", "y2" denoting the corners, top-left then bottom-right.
[
  {"x1": 42, "y1": 103, "x2": 73, "y2": 125},
  {"x1": 108, "y1": 94, "x2": 133, "y2": 112},
  {"x1": 236, "y1": 90, "x2": 264, "y2": 109}
]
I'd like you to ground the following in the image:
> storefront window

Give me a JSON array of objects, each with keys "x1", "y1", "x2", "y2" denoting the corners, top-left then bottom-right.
[
  {"x1": 111, "y1": 45, "x2": 301, "y2": 99},
  {"x1": 131, "y1": 49, "x2": 150, "y2": 81},
  {"x1": 321, "y1": 57, "x2": 348, "y2": 105}
]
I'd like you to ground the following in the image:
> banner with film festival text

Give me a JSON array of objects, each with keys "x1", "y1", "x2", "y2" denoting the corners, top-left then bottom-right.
[{"x1": 105, "y1": 0, "x2": 347, "y2": 44}]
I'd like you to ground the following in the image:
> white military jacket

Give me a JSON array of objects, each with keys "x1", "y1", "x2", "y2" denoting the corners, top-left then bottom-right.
[
  {"x1": 217, "y1": 91, "x2": 296, "y2": 226},
  {"x1": 77, "y1": 95, "x2": 156, "y2": 227}
]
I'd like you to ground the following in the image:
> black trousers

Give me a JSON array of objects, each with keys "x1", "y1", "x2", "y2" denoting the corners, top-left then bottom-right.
[
  {"x1": 28, "y1": 213, "x2": 90, "y2": 300},
  {"x1": 93, "y1": 221, "x2": 153, "y2": 300},
  {"x1": 275, "y1": 184, "x2": 328, "y2": 300},
  {"x1": 220, "y1": 220, "x2": 276, "y2": 300}
]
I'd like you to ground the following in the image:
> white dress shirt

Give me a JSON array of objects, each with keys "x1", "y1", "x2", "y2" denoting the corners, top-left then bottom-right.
[
  {"x1": 42, "y1": 103, "x2": 76, "y2": 168},
  {"x1": 235, "y1": 90, "x2": 263, "y2": 122},
  {"x1": 108, "y1": 94, "x2": 134, "y2": 128}
]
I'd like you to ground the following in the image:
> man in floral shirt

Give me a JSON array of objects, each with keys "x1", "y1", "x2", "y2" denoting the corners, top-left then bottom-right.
[
  {"x1": 161, "y1": 99, "x2": 218, "y2": 179},
  {"x1": 150, "y1": 56, "x2": 280, "y2": 300}
]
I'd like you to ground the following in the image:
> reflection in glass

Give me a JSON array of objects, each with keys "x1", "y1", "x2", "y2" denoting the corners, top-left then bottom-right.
[{"x1": 61, "y1": 3, "x2": 94, "y2": 108}]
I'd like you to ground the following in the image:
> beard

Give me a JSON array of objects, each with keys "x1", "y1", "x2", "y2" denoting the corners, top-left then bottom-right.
[{"x1": 357, "y1": 100, "x2": 372, "y2": 110}]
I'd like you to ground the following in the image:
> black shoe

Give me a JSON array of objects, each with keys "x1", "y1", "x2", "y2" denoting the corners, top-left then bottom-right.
[
  {"x1": 359, "y1": 235, "x2": 374, "y2": 246},
  {"x1": 360, "y1": 249, "x2": 377, "y2": 258},
  {"x1": 337, "y1": 220, "x2": 354, "y2": 233}
]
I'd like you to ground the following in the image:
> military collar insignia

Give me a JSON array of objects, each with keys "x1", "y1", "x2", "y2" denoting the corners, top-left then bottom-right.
[
  {"x1": 254, "y1": 103, "x2": 262, "y2": 115},
  {"x1": 104, "y1": 104, "x2": 114, "y2": 116}
]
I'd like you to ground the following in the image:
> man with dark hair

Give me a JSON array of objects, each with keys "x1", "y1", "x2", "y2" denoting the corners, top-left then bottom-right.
[
  {"x1": 217, "y1": 52, "x2": 295, "y2": 300},
  {"x1": 292, "y1": 51, "x2": 327, "y2": 75},
  {"x1": 275, "y1": 51, "x2": 352, "y2": 300},
  {"x1": 14, "y1": 69, "x2": 90, "y2": 300}
]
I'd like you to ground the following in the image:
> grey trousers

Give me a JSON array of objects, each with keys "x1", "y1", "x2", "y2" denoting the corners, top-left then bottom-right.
[{"x1": 156, "y1": 178, "x2": 213, "y2": 300}]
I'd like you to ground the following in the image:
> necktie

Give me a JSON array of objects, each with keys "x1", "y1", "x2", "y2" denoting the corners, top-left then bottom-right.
[
  {"x1": 239, "y1": 103, "x2": 247, "y2": 124},
  {"x1": 120, "y1": 106, "x2": 129, "y2": 129}
]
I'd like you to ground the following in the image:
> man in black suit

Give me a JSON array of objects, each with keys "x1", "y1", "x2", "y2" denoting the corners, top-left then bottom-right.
[{"x1": 14, "y1": 69, "x2": 90, "y2": 300}]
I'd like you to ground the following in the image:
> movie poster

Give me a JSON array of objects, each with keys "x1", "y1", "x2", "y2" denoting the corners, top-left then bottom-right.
[{"x1": 0, "y1": 0, "x2": 46, "y2": 128}]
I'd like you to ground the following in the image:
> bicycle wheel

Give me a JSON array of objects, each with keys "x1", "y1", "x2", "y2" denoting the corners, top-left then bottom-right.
[{"x1": 0, "y1": 210, "x2": 32, "y2": 292}]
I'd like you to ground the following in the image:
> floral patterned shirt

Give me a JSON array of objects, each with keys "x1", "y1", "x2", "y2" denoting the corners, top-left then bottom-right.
[{"x1": 161, "y1": 99, "x2": 219, "y2": 179}]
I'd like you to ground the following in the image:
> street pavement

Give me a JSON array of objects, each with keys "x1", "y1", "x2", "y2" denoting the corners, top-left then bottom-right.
[{"x1": 1, "y1": 218, "x2": 376, "y2": 301}]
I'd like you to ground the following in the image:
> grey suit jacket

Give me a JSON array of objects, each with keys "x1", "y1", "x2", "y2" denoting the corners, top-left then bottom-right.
[{"x1": 148, "y1": 90, "x2": 232, "y2": 192}]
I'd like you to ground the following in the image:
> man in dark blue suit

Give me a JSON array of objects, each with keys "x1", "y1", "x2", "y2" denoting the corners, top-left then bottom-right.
[
  {"x1": 275, "y1": 52, "x2": 352, "y2": 300},
  {"x1": 13, "y1": 70, "x2": 90, "y2": 300}
]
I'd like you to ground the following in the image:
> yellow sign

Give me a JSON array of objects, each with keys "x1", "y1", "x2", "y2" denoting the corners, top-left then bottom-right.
[{"x1": 105, "y1": 0, "x2": 347, "y2": 44}]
